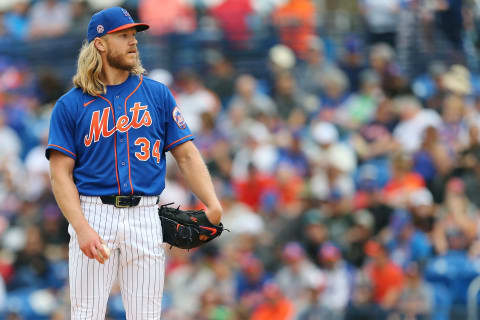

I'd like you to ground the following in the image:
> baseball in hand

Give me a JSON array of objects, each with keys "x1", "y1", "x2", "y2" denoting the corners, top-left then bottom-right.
[{"x1": 102, "y1": 244, "x2": 110, "y2": 260}]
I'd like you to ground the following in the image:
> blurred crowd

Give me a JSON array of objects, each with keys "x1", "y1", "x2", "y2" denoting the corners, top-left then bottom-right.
[{"x1": 3, "y1": 0, "x2": 480, "y2": 319}]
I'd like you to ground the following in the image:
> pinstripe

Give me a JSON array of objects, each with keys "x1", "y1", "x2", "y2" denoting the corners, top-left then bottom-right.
[
  {"x1": 153, "y1": 207, "x2": 159, "y2": 315},
  {"x1": 121, "y1": 206, "x2": 128, "y2": 319},
  {"x1": 147, "y1": 206, "x2": 153, "y2": 316},
  {"x1": 71, "y1": 204, "x2": 80, "y2": 314},
  {"x1": 105, "y1": 204, "x2": 116, "y2": 317},
  {"x1": 134, "y1": 206, "x2": 139, "y2": 318},
  {"x1": 85, "y1": 199, "x2": 92, "y2": 319},
  {"x1": 79, "y1": 200, "x2": 87, "y2": 318},
  {"x1": 129, "y1": 206, "x2": 134, "y2": 319},
  {"x1": 133, "y1": 205, "x2": 138, "y2": 318},
  {"x1": 150, "y1": 205, "x2": 157, "y2": 314},
  {"x1": 140, "y1": 206, "x2": 145, "y2": 316},
  {"x1": 97, "y1": 202, "x2": 103, "y2": 317}
]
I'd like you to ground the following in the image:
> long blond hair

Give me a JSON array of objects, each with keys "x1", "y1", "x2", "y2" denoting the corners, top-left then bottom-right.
[{"x1": 72, "y1": 40, "x2": 145, "y2": 96}]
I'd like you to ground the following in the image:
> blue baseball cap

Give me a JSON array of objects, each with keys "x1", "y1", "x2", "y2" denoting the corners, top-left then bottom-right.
[{"x1": 87, "y1": 7, "x2": 149, "y2": 43}]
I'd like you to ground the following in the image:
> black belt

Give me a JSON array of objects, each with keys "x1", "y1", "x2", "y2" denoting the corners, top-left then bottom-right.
[{"x1": 100, "y1": 195, "x2": 142, "y2": 208}]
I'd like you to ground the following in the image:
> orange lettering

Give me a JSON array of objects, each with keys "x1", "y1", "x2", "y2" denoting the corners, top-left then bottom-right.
[
  {"x1": 84, "y1": 107, "x2": 115, "y2": 147},
  {"x1": 141, "y1": 112, "x2": 152, "y2": 126},
  {"x1": 116, "y1": 115, "x2": 131, "y2": 132},
  {"x1": 84, "y1": 103, "x2": 153, "y2": 147},
  {"x1": 130, "y1": 102, "x2": 148, "y2": 128}
]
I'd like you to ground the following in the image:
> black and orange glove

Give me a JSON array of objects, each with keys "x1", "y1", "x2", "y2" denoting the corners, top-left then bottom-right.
[{"x1": 158, "y1": 203, "x2": 225, "y2": 249}]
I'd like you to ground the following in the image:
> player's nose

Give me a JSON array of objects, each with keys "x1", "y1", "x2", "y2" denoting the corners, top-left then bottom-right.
[{"x1": 130, "y1": 36, "x2": 138, "y2": 45}]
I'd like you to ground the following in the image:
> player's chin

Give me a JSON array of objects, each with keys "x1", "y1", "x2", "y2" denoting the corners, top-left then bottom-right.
[
  {"x1": 125, "y1": 55, "x2": 137, "y2": 66},
  {"x1": 120, "y1": 58, "x2": 136, "y2": 70}
]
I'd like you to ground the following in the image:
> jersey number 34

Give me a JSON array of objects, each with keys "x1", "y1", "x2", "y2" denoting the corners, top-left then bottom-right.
[{"x1": 134, "y1": 137, "x2": 161, "y2": 163}]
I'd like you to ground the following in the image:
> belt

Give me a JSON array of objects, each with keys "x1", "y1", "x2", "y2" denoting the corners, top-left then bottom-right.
[{"x1": 100, "y1": 195, "x2": 143, "y2": 208}]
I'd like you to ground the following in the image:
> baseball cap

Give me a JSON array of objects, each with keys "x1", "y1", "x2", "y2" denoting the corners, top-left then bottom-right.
[
  {"x1": 311, "y1": 121, "x2": 339, "y2": 145},
  {"x1": 87, "y1": 7, "x2": 149, "y2": 43},
  {"x1": 282, "y1": 242, "x2": 305, "y2": 261},
  {"x1": 319, "y1": 242, "x2": 341, "y2": 262}
]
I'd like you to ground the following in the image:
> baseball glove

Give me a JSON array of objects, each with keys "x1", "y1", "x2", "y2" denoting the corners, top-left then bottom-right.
[{"x1": 158, "y1": 203, "x2": 225, "y2": 249}]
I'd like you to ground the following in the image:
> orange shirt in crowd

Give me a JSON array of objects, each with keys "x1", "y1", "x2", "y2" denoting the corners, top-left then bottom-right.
[
  {"x1": 272, "y1": 0, "x2": 316, "y2": 57},
  {"x1": 251, "y1": 298, "x2": 295, "y2": 320},
  {"x1": 367, "y1": 261, "x2": 404, "y2": 304},
  {"x1": 383, "y1": 172, "x2": 425, "y2": 205}
]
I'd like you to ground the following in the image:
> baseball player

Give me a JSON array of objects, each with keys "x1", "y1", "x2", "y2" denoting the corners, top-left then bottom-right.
[{"x1": 46, "y1": 7, "x2": 222, "y2": 319}]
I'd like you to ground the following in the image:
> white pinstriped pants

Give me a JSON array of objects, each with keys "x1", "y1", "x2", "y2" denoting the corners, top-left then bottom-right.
[{"x1": 69, "y1": 196, "x2": 165, "y2": 319}]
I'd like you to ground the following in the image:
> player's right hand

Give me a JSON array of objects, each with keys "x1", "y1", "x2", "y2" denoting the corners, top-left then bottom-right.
[{"x1": 76, "y1": 224, "x2": 109, "y2": 264}]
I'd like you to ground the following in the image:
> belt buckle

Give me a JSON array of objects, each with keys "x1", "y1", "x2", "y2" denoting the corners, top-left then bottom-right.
[{"x1": 115, "y1": 196, "x2": 130, "y2": 208}]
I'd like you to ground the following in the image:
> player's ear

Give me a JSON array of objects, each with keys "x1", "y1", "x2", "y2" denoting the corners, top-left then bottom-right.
[{"x1": 94, "y1": 38, "x2": 107, "y2": 53}]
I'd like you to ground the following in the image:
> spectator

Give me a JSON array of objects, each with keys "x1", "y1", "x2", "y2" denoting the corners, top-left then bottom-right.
[
  {"x1": 408, "y1": 188, "x2": 437, "y2": 234},
  {"x1": 28, "y1": 0, "x2": 71, "y2": 39},
  {"x1": 432, "y1": 177, "x2": 478, "y2": 255},
  {"x1": 204, "y1": 50, "x2": 236, "y2": 106},
  {"x1": 291, "y1": 207, "x2": 325, "y2": 261},
  {"x1": 235, "y1": 255, "x2": 271, "y2": 308},
  {"x1": 3, "y1": 0, "x2": 30, "y2": 40},
  {"x1": 209, "y1": 0, "x2": 254, "y2": 48},
  {"x1": 339, "y1": 37, "x2": 368, "y2": 93},
  {"x1": 412, "y1": 126, "x2": 452, "y2": 195},
  {"x1": 368, "y1": 43, "x2": 408, "y2": 97},
  {"x1": 194, "y1": 287, "x2": 234, "y2": 320},
  {"x1": 338, "y1": 70, "x2": 383, "y2": 130},
  {"x1": 271, "y1": 0, "x2": 316, "y2": 57},
  {"x1": 68, "y1": 0, "x2": 91, "y2": 36},
  {"x1": 396, "y1": 262, "x2": 433, "y2": 320},
  {"x1": 352, "y1": 97, "x2": 398, "y2": 175},
  {"x1": 317, "y1": 242, "x2": 350, "y2": 319},
  {"x1": 383, "y1": 152, "x2": 426, "y2": 208},
  {"x1": 358, "y1": 0, "x2": 400, "y2": 48},
  {"x1": 413, "y1": 60, "x2": 449, "y2": 110},
  {"x1": 217, "y1": 102, "x2": 257, "y2": 152},
  {"x1": 0, "y1": 110, "x2": 21, "y2": 160},
  {"x1": 294, "y1": 36, "x2": 335, "y2": 96},
  {"x1": 250, "y1": 282, "x2": 295, "y2": 320},
  {"x1": 314, "y1": 67, "x2": 351, "y2": 124},
  {"x1": 175, "y1": 69, "x2": 220, "y2": 133},
  {"x1": 138, "y1": 0, "x2": 196, "y2": 35},
  {"x1": 364, "y1": 240, "x2": 404, "y2": 310},
  {"x1": 392, "y1": 95, "x2": 442, "y2": 154},
  {"x1": 387, "y1": 210, "x2": 433, "y2": 268},
  {"x1": 344, "y1": 272, "x2": 387, "y2": 320},
  {"x1": 438, "y1": 93, "x2": 470, "y2": 155},
  {"x1": 275, "y1": 130, "x2": 310, "y2": 178},
  {"x1": 273, "y1": 70, "x2": 311, "y2": 120},
  {"x1": 460, "y1": 134, "x2": 480, "y2": 208},
  {"x1": 231, "y1": 120, "x2": 277, "y2": 180},
  {"x1": 345, "y1": 209, "x2": 375, "y2": 267},
  {"x1": 308, "y1": 121, "x2": 356, "y2": 202},
  {"x1": 275, "y1": 242, "x2": 323, "y2": 305},
  {"x1": 228, "y1": 74, "x2": 277, "y2": 117},
  {"x1": 9, "y1": 226, "x2": 51, "y2": 291},
  {"x1": 296, "y1": 271, "x2": 330, "y2": 320},
  {"x1": 195, "y1": 111, "x2": 228, "y2": 163}
]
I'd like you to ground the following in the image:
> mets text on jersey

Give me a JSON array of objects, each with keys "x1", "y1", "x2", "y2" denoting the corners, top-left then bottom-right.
[{"x1": 84, "y1": 102, "x2": 152, "y2": 147}]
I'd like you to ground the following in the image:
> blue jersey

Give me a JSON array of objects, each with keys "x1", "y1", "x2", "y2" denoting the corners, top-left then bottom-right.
[{"x1": 46, "y1": 74, "x2": 194, "y2": 196}]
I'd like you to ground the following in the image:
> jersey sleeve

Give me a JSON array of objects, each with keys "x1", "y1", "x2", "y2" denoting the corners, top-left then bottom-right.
[
  {"x1": 45, "y1": 99, "x2": 77, "y2": 160},
  {"x1": 163, "y1": 87, "x2": 194, "y2": 152}
]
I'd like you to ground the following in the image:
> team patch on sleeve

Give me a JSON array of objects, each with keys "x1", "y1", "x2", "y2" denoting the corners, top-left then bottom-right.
[{"x1": 172, "y1": 106, "x2": 187, "y2": 129}]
